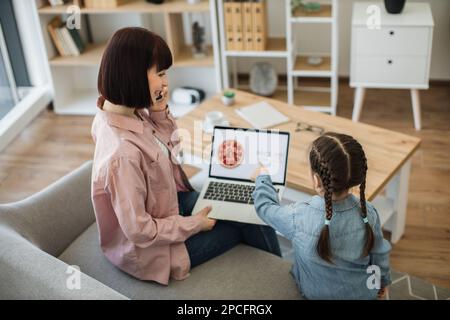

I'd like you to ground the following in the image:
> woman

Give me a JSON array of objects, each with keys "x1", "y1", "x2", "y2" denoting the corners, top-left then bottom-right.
[{"x1": 91, "y1": 27, "x2": 281, "y2": 285}]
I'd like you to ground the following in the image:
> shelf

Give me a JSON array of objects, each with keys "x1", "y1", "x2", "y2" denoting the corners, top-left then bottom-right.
[
  {"x1": 238, "y1": 87, "x2": 331, "y2": 111},
  {"x1": 291, "y1": 4, "x2": 333, "y2": 23},
  {"x1": 49, "y1": 43, "x2": 214, "y2": 68},
  {"x1": 38, "y1": 0, "x2": 210, "y2": 14},
  {"x1": 292, "y1": 56, "x2": 332, "y2": 77},
  {"x1": 224, "y1": 38, "x2": 287, "y2": 58},
  {"x1": 174, "y1": 45, "x2": 214, "y2": 67},
  {"x1": 50, "y1": 42, "x2": 105, "y2": 66},
  {"x1": 55, "y1": 90, "x2": 98, "y2": 115}
]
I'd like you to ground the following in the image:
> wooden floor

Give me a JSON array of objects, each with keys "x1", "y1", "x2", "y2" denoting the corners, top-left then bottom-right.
[{"x1": 1, "y1": 80, "x2": 449, "y2": 289}]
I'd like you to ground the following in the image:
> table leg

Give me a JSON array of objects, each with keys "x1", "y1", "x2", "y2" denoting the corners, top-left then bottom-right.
[
  {"x1": 232, "y1": 57, "x2": 238, "y2": 88},
  {"x1": 384, "y1": 159, "x2": 412, "y2": 243},
  {"x1": 352, "y1": 87, "x2": 366, "y2": 122},
  {"x1": 411, "y1": 89, "x2": 422, "y2": 130}
]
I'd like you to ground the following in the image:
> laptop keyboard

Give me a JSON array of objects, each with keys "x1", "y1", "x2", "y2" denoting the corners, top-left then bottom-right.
[{"x1": 203, "y1": 181, "x2": 279, "y2": 205}]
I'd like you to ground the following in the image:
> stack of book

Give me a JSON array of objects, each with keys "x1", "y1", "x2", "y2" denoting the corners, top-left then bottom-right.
[
  {"x1": 44, "y1": 0, "x2": 84, "y2": 7},
  {"x1": 47, "y1": 0, "x2": 70, "y2": 6},
  {"x1": 224, "y1": 0, "x2": 267, "y2": 51},
  {"x1": 84, "y1": 0, "x2": 132, "y2": 9},
  {"x1": 47, "y1": 16, "x2": 86, "y2": 57}
]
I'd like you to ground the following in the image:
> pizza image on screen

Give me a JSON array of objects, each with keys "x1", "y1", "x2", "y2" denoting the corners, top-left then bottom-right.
[{"x1": 218, "y1": 140, "x2": 244, "y2": 169}]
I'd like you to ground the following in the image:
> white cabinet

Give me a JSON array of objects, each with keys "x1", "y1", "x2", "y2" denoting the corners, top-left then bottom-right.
[{"x1": 350, "y1": 2, "x2": 434, "y2": 130}]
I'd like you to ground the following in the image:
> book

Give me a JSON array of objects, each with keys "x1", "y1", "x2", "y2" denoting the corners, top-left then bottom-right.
[
  {"x1": 223, "y1": 0, "x2": 235, "y2": 50},
  {"x1": 235, "y1": 101, "x2": 290, "y2": 129},
  {"x1": 252, "y1": 0, "x2": 267, "y2": 51},
  {"x1": 242, "y1": 0, "x2": 253, "y2": 50},
  {"x1": 68, "y1": 27, "x2": 86, "y2": 53},
  {"x1": 47, "y1": 16, "x2": 66, "y2": 56},
  {"x1": 231, "y1": 0, "x2": 244, "y2": 51},
  {"x1": 61, "y1": 26, "x2": 80, "y2": 55}
]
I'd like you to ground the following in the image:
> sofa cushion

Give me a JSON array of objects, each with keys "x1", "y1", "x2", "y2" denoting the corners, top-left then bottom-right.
[{"x1": 59, "y1": 223, "x2": 302, "y2": 300}]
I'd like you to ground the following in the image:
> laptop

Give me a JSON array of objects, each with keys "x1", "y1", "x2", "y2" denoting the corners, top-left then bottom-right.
[{"x1": 192, "y1": 126, "x2": 290, "y2": 225}]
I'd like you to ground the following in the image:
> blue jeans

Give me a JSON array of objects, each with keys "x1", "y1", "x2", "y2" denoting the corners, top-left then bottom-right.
[{"x1": 178, "y1": 191, "x2": 282, "y2": 268}]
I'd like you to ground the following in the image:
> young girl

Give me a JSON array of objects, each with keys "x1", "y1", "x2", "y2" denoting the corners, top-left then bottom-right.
[{"x1": 252, "y1": 132, "x2": 391, "y2": 300}]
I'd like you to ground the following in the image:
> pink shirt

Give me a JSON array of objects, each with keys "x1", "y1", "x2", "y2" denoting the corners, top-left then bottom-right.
[{"x1": 91, "y1": 99, "x2": 203, "y2": 285}]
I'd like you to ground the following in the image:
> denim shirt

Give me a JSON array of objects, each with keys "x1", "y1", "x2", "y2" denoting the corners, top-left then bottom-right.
[{"x1": 253, "y1": 175, "x2": 392, "y2": 300}]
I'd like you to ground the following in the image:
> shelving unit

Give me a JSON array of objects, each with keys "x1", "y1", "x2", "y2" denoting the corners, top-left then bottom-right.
[
  {"x1": 37, "y1": 0, "x2": 222, "y2": 115},
  {"x1": 217, "y1": 0, "x2": 338, "y2": 115}
]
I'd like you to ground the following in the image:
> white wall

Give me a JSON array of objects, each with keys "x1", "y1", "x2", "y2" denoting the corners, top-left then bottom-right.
[{"x1": 235, "y1": 0, "x2": 450, "y2": 80}]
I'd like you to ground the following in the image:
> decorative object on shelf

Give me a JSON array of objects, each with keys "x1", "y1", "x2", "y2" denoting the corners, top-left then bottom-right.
[
  {"x1": 192, "y1": 20, "x2": 206, "y2": 58},
  {"x1": 146, "y1": 0, "x2": 164, "y2": 4},
  {"x1": 291, "y1": 0, "x2": 321, "y2": 15},
  {"x1": 172, "y1": 87, "x2": 205, "y2": 106},
  {"x1": 306, "y1": 56, "x2": 323, "y2": 66},
  {"x1": 249, "y1": 62, "x2": 278, "y2": 97},
  {"x1": 221, "y1": 90, "x2": 236, "y2": 106},
  {"x1": 384, "y1": 0, "x2": 406, "y2": 14}
]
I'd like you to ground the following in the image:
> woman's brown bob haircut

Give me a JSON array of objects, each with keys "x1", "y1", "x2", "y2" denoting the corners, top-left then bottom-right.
[{"x1": 98, "y1": 27, "x2": 172, "y2": 109}]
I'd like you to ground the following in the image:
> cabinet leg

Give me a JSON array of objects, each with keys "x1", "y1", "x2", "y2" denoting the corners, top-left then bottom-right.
[
  {"x1": 385, "y1": 159, "x2": 411, "y2": 243},
  {"x1": 352, "y1": 87, "x2": 366, "y2": 122},
  {"x1": 411, "y1": 89, "x2": 422, "y2": 130}
]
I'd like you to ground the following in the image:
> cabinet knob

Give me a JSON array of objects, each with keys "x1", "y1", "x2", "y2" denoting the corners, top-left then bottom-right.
[
  {"x1": 389, "y1": 30, "x2": 395, "y2": 36},
  {"x1": 388, "y1": 59, "x2": 393, "y2": 65}
]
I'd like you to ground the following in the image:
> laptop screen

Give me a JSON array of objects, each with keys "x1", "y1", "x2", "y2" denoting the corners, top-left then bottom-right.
[{"x1": 209, "y1": 126, "x2": 290, "y2": 185}]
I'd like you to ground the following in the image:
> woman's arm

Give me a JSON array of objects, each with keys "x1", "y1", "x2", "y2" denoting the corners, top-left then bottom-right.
[
  {"x1": 105, "y1": 156, "x2": 204, "y2": 248},
  {"x1": 252, "y1": 174, "x2": 297, "y2": 240}
]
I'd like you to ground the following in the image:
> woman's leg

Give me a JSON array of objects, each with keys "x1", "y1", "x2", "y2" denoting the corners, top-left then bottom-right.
[
  {"x1": 185, "y1": 221, "x2": 242, "y2": 268},
  {"x1": 179, "y1": 191, "x2": 243, "y2": 268},
  {"x1": 226, "y1": 221, "x2": 282, "y2": 257},
  {"x1": 178, "y1": 191, "x2": 200, "y2": 216}
]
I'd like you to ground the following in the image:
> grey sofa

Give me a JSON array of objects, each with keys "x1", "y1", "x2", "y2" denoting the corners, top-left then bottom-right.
[{"x1": 0, "y1": 161, "x2": 301, "y2": 300}]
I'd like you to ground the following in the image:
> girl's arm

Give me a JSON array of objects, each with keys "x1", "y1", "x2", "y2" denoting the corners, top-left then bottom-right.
[
  {"x1": 252, "y1": 174, "x2": 297, "y2": 240},
  {"x1": 369, "y1": 205, "x2": 392, "y2": 288}
]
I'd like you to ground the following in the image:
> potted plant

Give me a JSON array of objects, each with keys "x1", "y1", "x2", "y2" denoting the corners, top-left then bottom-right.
[
  {"x1": 221, "y1": 90, "x2": 235, "y2": 106},
  {"x1": 291, "y1": 0, "x2": 321, "y2": 15}
]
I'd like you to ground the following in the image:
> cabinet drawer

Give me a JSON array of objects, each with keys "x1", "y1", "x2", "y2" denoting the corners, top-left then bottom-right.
[
  {"x1": 353, "y1": 56, "x2": 428, "y2": 86},
  {"x1": 354, "y1": 27, "x2": 430, "y2": 56}
]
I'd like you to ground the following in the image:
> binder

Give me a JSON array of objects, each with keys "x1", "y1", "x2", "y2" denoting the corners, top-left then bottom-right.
[
  {"x1": 242, "y1": 0, "x2": 253, "y2": 50},
  {"x1": 231, "y1": 0, "x2": 244, "y2": 51},
  {"x1": 223, "y1": 0, "x2": 235, "y2": 50},
  {"x1": 252, "y1": 0, "x2": 267, "y2": 51}
]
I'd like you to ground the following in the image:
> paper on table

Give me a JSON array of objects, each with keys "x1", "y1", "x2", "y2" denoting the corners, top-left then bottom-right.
[{"x1": 235, "y1": 101, "x2": 290, "y2": 129}]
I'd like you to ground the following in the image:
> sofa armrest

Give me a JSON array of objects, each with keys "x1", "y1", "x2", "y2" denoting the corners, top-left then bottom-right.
[
  {"x1": 0, "y1": 226, "x2": 127, "y2": 300},
  {"x1": 0, "y1": 161, "x2": 96, "y2": 257}
]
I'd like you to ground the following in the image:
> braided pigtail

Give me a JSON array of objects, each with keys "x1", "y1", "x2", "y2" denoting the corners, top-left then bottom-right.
[
  {"x1": 360, "y1": 160, "x2": 374, "y2": 257},
  {"x1": 317, "y1": 162, "x2": 334, "y2": 263}
]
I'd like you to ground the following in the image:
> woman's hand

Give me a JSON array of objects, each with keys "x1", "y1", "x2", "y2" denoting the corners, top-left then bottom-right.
[
  {"x1": 196, "y1": 206, "x2": 217, "y2": 231},
  {"x1": 151, "y1": 86, "x2": 169, "y2": 112}
]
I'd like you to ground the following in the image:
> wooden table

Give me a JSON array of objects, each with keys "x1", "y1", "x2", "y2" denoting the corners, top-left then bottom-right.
[{"x1": 176, "y1": 90, "x2": 421, "y2": 243}]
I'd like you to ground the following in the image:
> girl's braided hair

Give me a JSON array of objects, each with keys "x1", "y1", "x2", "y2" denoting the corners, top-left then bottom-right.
[{"x1": 309, "y1": 132, "x2": 374, "y2": 263}]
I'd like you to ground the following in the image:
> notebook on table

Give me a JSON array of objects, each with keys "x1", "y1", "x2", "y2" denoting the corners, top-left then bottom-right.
[{"x1": 235, "y1": 101, "x2": 290, "y2": 129}]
